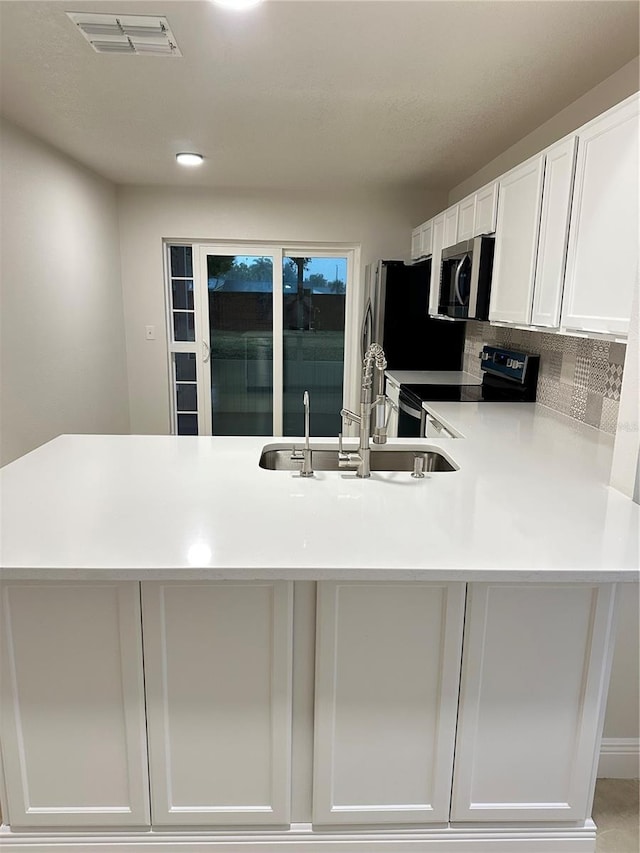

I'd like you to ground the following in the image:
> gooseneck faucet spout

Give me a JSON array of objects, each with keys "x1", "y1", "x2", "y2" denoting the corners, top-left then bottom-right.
[{"x1": 340, "y1": 343, "x2": 390, "y2": 478}]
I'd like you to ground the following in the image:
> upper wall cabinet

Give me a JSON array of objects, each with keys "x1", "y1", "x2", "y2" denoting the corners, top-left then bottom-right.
[
  {"x1": 412, "y1": 93, "x2": 637, "y2": 337},
  {"x1": 456, "y1": 182, "x2": 499, "y2": 244},
  {"x1": 489, "y1": 154, "x2": 546, "y2": 325},
  {"x1": 474, "y1": 181, "x2": 499, "y2": 236},
  {"x1": 531, "y1": 136, "x2": 577, "y2": 327},
  {"x1": 443, "y1": 205, "x2": 460, "y2": 249},
  {"x1": 490, "y1": 137, "x2": 577, "y2": 329},
  {"x1": 561, "y1": 95, "x2": 639, "y2": 337},
  {"x1": 410, "y1": 219, "x2": 433, "y2": 260},
  {"x1": 457, "y1": 195, "x2": 476, "y2": 242}
]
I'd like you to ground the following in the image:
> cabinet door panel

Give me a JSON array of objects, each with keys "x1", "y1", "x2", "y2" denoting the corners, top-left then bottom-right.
[
  {"x1": 421, "y1": 220, "x2": 433, "y2": 257},
  {"x1": 451, "y1": 583, "x2": 617, "y2": 823},
  {"x1": 531, "y1": 137, "x2": 577, "y2": 328},
  {"x1": 443, "y1": 205, "x2": 460, "y2": 249},
  {"x1": 489, "y1": 155, "x2": 545, "y2": 325},
  {"x1": 142, "y1": 581, "x2": 293, "y2": 826},
  {"x1": 313, "y1": 581, "x2": 465, "y2": 825},
  {"x1": 474, "y1": 182, "x2": 499, "y2": 235},
  {"x1": 410, "y1": 226, "x2": 422, "y2": 260},
  {"x1": 0, "y1": 582, "x2": 150, "y2": 828},
  {"x1": 562, "y1": 95, "x2": 639, "y2": 336},
  {"x1": 457, "y1": 195, "x2": 476, "y2": 242}
]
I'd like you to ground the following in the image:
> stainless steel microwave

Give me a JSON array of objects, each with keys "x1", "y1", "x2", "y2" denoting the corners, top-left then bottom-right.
[{"x1": 438, "y1": 236, "x2": 494, "y2": 320}]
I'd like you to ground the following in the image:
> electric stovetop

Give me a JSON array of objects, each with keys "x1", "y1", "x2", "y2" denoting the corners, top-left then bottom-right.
[
  {"x1": 400, "y1": 345, "x2": 540, "y2": 407},
  {"x1": 401, "y1": 383, "x2": 491, "y2": 406}
]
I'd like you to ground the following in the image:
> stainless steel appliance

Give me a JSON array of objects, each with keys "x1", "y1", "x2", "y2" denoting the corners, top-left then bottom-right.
[
  {"x1": 396, "y1": 345, "x2": 540, "y2": 437},
  {"x1": 362, "y1": 259, "x2": 465, "y2": 369},
  {"x1": 438, "y1": 236, "x2": 495, "y2": 321}
]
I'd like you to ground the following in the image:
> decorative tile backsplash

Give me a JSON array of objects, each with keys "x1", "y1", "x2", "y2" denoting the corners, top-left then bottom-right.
[{"x1": 463, "y1": 322, "x2": 626, "y2": 434}]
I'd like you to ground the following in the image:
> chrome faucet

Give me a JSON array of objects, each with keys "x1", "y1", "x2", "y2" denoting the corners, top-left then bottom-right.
[
  {"x1": 291, "y1": 390, "x2": 314, "y2": 477},
  {"x1": 340, "y1": 342, "x2": 393, "y2": 478}
]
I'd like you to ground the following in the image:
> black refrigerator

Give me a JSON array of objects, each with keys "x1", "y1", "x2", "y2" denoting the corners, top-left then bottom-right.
[{"x1": 361, "y1": 259, "x2": 465, "y2": 369}]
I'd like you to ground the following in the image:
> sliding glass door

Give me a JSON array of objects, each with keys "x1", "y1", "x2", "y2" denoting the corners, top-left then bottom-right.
[
  {"x1": 206, "y1": 252, "x2": 275, "y2": 435},
  {"x1": 167, "y1": 243, "x2": 354, "y2": 437},
  {"x1": 282, "y1": 255, "x2": 346, "y2": 436}
]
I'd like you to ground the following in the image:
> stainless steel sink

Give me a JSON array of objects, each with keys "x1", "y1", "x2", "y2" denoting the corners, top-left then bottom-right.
[{"x1": 259, "y1": 443, "x2": 458, "y2": 473}]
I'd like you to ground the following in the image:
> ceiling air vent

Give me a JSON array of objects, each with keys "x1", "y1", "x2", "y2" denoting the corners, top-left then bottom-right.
[{"x1": 66, "y1": 13, "x2": 182, "y2": 56}]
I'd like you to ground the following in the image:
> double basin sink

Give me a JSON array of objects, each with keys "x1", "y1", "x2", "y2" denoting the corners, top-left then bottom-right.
[{"x1": 259, "y1": 442, "x2": 458, "y2": 473}]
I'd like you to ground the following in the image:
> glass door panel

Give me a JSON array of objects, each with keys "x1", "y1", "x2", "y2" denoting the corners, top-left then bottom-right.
[
  {"x1": 207, "y1": 255, "x2": 273, "y2": 435},
  {"x1": 282, "y1": 256, "x2": 346, "y2": 436}
]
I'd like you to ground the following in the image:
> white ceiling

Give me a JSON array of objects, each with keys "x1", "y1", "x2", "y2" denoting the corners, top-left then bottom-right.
[{"x1": 1, "y1": 0, "x2": 638, "y2": 192}]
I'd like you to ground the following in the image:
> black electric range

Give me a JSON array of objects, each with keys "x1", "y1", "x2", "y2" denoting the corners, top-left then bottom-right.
[{"x1": 397, "y1": 346, "x2": 540, "y2": 437}]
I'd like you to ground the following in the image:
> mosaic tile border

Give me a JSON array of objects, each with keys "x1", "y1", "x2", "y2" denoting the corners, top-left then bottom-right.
[{"x1": 463, "y1": 322, "x2": 627, "y2": 434}]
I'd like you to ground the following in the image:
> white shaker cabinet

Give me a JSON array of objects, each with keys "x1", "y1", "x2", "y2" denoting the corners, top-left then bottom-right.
[
  {"x1": 141, "y1": 581, "x2": 293, "y2": 826},
  {"x1": 410, "y1": 225, "x2": 423, "y2": 260},
  {"x1": 457, "y1": 193, "x2": 476, "y2": 241},
  {"x1": 474, "y1": 180, "x2": 499, "y2": 235},
  {"x1": 420, "y1": 219, "x2": 433, "y2": 257},
  {"x1": 489, "y1": 153, "x2": 545, "y2": 325},
  {"x1": 530, "y1": 136, "x2": 578, "y2": 327},
  {"x1": 561, "y1": 94, "x2": 639, "y2": 336},
  {"x1": 411, "y1": 219, "x2": 433, "y2": 260},
  {"x1": 489, "y1": 140, "x2": 576, "y2": 329},
  {"x1": 0, "y1": 581, "x2": 150, "y2": 828},
  {"x1": 428, "y1": 211, "x2": 445, "y2": 314},
  {"x1": 451, "y1": 582, "x2": 617, "y2": 823},
  {"x1": 312, "y1": 581, "x2": 465, "y2": 825},
  {"x1": 456, "y1": 182, "x2": 499, "y2": 243},
  {"x1": 443, "y1": 204, "x2": 460, "y2": 249}
]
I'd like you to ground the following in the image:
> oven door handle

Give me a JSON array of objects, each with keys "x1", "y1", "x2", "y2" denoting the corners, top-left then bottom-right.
[
  {"x1": 454, "y1": 255, "x2": 469, "y2": 306},
  {"x1": 398, "y1": 397, "x2": 423, "y2": 419}
]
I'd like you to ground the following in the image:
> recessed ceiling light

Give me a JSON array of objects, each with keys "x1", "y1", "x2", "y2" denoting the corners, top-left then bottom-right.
[
  {"x1": 176, "y1": 153, "x2": 204, "y2": 167},
  {"x1": 211, "y1": 0, "x2": 264, "y2": 10}
]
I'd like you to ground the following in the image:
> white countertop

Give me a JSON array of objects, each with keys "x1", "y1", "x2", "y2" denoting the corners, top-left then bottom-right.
[
  {"x1": 1, "y1": 403, "x2": 638, "y2": 582},
  {"x1": 385, "y1": 370, "x2": 482, "y2": 386}
]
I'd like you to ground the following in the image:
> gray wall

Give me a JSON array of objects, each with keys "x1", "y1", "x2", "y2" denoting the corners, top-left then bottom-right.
[{"x1": 0, "y1": 120, "x2": 130, "y2": 465}]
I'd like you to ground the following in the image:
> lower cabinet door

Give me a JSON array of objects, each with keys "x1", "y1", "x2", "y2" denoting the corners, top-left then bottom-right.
[
  {"x1": 141, "y1": 581, "x2": 293, "y2": 826},
  {"x1": 312, "y1": 581, "x2": 466, "y2": 825},
  {"x1": 0, "y1": 581, "x2": 150, "y2": 828},
  {"x1": 450, "y1": 583, "x2": 617, "y2": 822}
]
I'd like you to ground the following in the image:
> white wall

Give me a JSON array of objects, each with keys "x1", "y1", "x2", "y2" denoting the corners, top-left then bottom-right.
[
  {"x1": 0, "y1": 119, "x2": 130, "y2": 466},
  {"x1": 117, "y1": 185, "x2": 445, "y2": 435}
]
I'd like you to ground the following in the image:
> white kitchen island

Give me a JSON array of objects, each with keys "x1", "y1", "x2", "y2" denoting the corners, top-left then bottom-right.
[{"x1": 1, "y1": 403, "x2": 638, "y2": 852}]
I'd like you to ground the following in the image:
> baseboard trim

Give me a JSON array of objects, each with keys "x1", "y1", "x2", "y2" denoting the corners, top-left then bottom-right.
[
  {"x1": 0, "y1": 822, "x2": 598, "y2": 852},
  {"x1": 598, "y1": 737, "x2": 640, "y2": 779}
]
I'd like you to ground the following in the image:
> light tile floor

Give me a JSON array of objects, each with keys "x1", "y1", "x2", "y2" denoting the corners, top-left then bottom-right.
[{"x1": 594, "y1": 779, "x2": 639, "y2": 852}]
